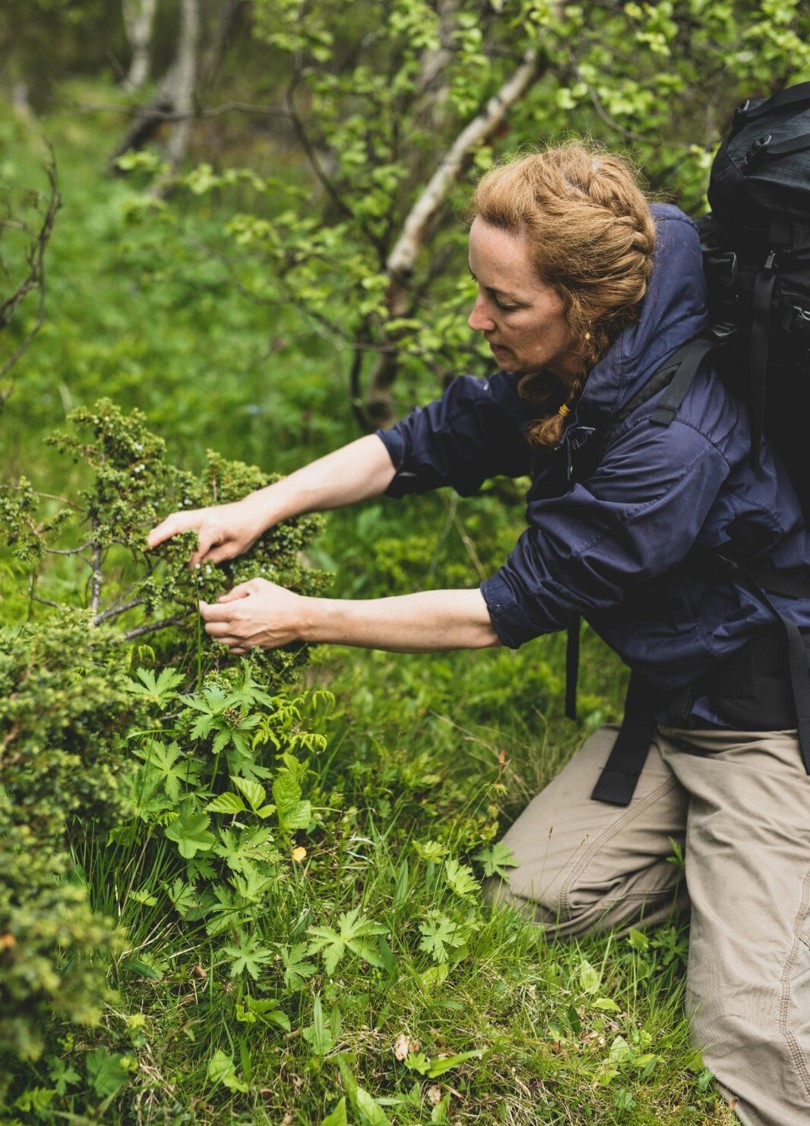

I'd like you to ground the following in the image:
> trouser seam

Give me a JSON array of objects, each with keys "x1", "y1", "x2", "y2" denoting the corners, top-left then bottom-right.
[
  {"x1": 779, "y1": 867, "x2": 810, "y2": 1100},
  {"x1": 557, "y1": 771, "x2": 683, "y2": 923}
]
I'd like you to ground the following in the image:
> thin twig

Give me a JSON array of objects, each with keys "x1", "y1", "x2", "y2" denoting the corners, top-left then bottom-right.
[
  {"x1": 122, "y1": 616, "x2": 186, "y2": 642},
  {"x1": 93, "y1": 599, "x2": 144, "y2": 624}
]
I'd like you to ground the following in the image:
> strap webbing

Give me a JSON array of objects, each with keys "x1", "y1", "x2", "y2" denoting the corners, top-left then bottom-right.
[
  {"x1": 737, "y1": 82, "x2": 810, "y2": 123},
  {"x1": 648, "y1": 335, "x2": 724, "y2": 425},
  {"x1": 740, "y1": 566, "x2": 810, "y2": 773},
  {"x1": 565, "y1": 617, "x2": 580, "y2": 721},
  {"x1": 590, "y1": 671, "x2": 666, "y2": 806},
  {"x1": 749, "y1": 261, "x2": 777, "y2": 463}
]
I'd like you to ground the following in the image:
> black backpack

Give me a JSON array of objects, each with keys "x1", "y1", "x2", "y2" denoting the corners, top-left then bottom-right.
[
  {"x1": 632, "y1": 83, "x2": 810, "y2": 508},
  {"x1": 587, "y1": 82, "x2": 810, "y2": 806}
]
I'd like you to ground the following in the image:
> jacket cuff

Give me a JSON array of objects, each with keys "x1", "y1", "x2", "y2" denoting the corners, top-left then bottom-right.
[
  {"x1": 480, "y1": 573, "x2": 539, "y2": 650},
  {"x1": 375, "y1": 427, "x2": 417, "y2": 498}
]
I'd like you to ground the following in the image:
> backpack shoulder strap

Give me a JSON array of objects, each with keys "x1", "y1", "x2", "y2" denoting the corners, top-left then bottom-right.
[
  {"x1": 602, "y1": 328, "x2": 730, "y2": 445},
  {"x1": 735, "y1": 81, "x2": 810, "y2": 126}
]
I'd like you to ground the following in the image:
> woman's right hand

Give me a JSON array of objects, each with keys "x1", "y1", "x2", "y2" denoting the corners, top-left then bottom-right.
[{"x1": 147, "y1": 495, "x2": 271, "y2": 568}]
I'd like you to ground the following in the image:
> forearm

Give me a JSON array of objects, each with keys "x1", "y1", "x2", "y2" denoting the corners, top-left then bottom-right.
[
  {"x1": 247, "y1": 433, "x2": 396, "y2": 526},
  {"x1": 297, "y1": 588, "x2": 501, "y2": 653},
  {"x1": 202, "y1": 580, "x2": 501, "y2": 654},
  {"x1": 148, "y1": 434, "x2": 396, "y2": 563}
]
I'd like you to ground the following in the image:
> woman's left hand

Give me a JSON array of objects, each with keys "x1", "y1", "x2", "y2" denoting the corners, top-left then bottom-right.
[{"x1": 199, "y1": 578, "x2": 306, "y2": 653}]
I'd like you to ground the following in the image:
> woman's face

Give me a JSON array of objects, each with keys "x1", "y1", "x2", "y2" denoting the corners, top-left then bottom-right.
[{"x1": 467, "y1": 217, "x2": 582, "y2": 384}]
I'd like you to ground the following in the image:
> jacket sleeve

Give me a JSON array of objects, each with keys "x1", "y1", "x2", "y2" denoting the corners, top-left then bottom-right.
[
  {"x1": 481, "y1": 408, "x2": 741, "y2": 648},
  {"x1": 377, "y1": 374, "x2": 533, "y2": 497}
]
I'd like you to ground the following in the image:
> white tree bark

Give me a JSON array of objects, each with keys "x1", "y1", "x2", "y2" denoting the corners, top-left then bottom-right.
[
  {"x1": 121, "y1": 0, "x2": 158, "y2": 92},
  {"x1": 361, "y1": 45, "x2": 546, "y2": 425},
  {"x1": 386, "y1": 46, "x2": 544, "y2": 291},
  {"x1": 163, "y1": 0, "x2": 200, "y2": 170}
]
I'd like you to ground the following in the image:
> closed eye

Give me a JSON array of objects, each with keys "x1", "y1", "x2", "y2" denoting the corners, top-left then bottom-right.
[
  {"x1": 493, "y1": 296, "x2": 520, "y2": 312},
  {"x1": 468, "y1": 269, "x2": 523, "y2": 314}
]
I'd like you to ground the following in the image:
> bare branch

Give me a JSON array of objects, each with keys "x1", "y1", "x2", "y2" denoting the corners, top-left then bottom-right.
[
  {"x1": 360, "y1": 46, "x2": 547, "y2": 427},
  {"x1": 0, "y1": 153, "x2": 60, "y2": 404},
  {"x1": 92, "y1": 599, "x2": 143, "y2": 624},
  {"x1": 122, "y1": 615, "x2": 186, "y2": 641},
  {"x1": 385, "y1": 46, "x2": 546, "y2": 293}
]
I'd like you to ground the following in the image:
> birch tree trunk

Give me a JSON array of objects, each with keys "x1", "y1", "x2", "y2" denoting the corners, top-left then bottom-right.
[
  {"x1": 110, "y1": 0, "x2": 200, "y2": 177},
  {"x1": 121, "y1": 0, "x2": 158, "y2": 92},
  {"x1": 363, "y1": 45, "x2": 547, "y2": 426},
  {"x1": 163, "y1": 0, "x2": 200, "y2": 170}
]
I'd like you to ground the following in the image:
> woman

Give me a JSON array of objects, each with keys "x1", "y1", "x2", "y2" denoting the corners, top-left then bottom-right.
[{"x1": 149, "y1": 142, "x2": 810, "y2": 1126}]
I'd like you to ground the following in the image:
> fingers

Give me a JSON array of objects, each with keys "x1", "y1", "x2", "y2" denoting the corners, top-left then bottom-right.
[
  {"x1": 147, "y1": 509, "x2": 232, "y2": 568},
  {"x1": 216, "y1": 581, "x2": 260, "y2": 603},
  {"x1": 147, "y1": 510, "x2": 202, "y2": 549},
  {"x1": 197, "y1": 580, "x2": 291, "y2": 653}
]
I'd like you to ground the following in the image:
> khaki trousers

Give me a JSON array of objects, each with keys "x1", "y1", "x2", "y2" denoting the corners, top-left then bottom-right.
[{"x1": 485, "y1": 725, "x2": 810, "y2": 1126}]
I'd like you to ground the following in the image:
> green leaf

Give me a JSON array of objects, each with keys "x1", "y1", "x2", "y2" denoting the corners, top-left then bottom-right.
[
  {"x1": 593, "y1": 997, "x2": 622, "y2": 1012},
  {"x1": 47, "y1": 1056, "x2": 81, "y2": 1096},
  {"x1": 308, "y1": 908, "x2": 388, "y2": 974},
  {"x1": 235, "y1": 997, "x2": 291, "y2": 1031},
  {"x1": 321, "y1": 1098, "x2": 348, "y2": 1126},
  {"x1": 207, "y1": 1049, "x2": 249, "y2": 1093},
  {"x1": 164, "y1": 808, "x2": 216, "y2": 858},
  {"x1": 444, "y1": 859, "x2": 479, "y2": 900},
  {"x1": 413, "y1": 839, "x2": 448, "y2": 863},
  {"x1": 307, "y1": 925, "x2": 345, "y2": 976},
  {"x1": 336, "y1": 1056, "x2": 392, "y2": 1126},
  {"x1": 273, "y1": 771, "x2": 312, "y2": 831},
  {"x1": 280, "y1": 942, "x2": 317, "y2": 990},
  {"x1": 579, "y1": 959, "x2": 601, "y2": 994},
  {"x1": 85, "y1": 1050, "x2": 130, "y2": 1098},
  {"x1": 233, "y1": 775, "x2": 269, "y2": 813},
  {"x1": 128, "y1": 666, "x2": 184, "y2": 704},
  {"x1": 223, "y1": 932, "x2": 274, "y2": 980},
  {"x1": 473, "y1": 841, "x2": 518, "y2": 879},
  {"x1": 206, "y1": 792, "x2": 247, "y2": 814},
  {"x1": 302, "y1": 996, "x2": 334, "y2": 1056},
  {"x1": 418, "y1": 911, "x2": 469, "y2": 964},
  {"x1": 424, "y1": 1049, "x2": 483, "y2": 1077}
]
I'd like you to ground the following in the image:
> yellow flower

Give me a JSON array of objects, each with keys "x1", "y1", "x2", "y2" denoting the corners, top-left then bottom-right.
[{"x1": 291, "y1": 846, "x2": 307, "y2": 863}]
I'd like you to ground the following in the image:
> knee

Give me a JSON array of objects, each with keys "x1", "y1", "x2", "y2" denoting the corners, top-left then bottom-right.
[{"x1": 481, "y1": 869, "x2": 604, "y2": 939}]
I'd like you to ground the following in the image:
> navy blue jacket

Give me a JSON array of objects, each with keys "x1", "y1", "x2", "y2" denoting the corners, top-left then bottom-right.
[{"x1": 378, "y1": 204, "x2": 810, "y2": 723}]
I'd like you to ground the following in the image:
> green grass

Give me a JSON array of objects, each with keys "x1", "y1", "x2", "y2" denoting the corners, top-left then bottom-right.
[{"x1": 0, "y1": 87, "x2": 731, "y2": 1125}]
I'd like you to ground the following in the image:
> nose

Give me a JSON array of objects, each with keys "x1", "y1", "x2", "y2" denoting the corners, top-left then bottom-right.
[{"x1": 468, "y1": 292, "x2": 496, "y2": 333}]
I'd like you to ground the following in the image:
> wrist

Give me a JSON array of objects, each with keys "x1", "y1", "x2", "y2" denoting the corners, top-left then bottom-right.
[{"x1": 295, "y1": 595, "x2": 323, "y2": 644}]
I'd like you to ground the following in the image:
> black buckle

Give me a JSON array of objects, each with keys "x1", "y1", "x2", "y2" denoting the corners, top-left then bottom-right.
[{"x1": 704, "y1": 249, "x2": 738, "y2": 288}]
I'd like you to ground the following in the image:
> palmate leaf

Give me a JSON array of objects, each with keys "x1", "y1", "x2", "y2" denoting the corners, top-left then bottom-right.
[
  {"x1": 279, "y1": 942, "x2": 317, "y2": 991},
  {"x1": 230, "y1": 863, "x2": 274, "y2": 903},
  {"x1": 418, "y1": 911, "x2": 469, "y2": 964},
  {"x1": 135, "y1": 739, "x2": 201, "y2": 801},
  {"x1": 444, "y1": 859, "x2": 479, "y2": 900},
  {"x1": 128, "y1": 666, "x2": 185, "y2": 705},
  {"x1": 307, "y1": 908, "x2": 388, "y2": 975},
  {"x1": 214, "y1": 825, "x2": 277, "y2": 874},
  {"x1": 164, "y1": 808, "x2": 216, "y2": 858},
  {"x1": 473, "y1": 840, "x2": 518, "y2": 879},
  {"x1": 164, "y1": 877, "x2": 199, "y2": 917},
  {"x1": 222, "y1": 931, "x2": 274, "y2": 980}
]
